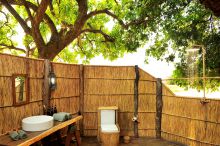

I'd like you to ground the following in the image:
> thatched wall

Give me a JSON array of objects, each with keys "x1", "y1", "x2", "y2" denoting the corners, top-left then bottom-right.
[
  {"x1": 0, "y1": 54, "x2": 44, "y2": 134},
  {"x1": 50, "y1": 62, "x2": 80, "y2": 115},
  {"x1": 162, "y1": 88, "x2": 220, "y2": 146},
  {"x1": 83, "y1": 66, "x2": 156, "y2": 137},
  {"x1": 0, "y1": 53, "x2": 157, "y2": 137},
  {"x1": 1, "y1": 53, "x2": 220, "y2": 146}
]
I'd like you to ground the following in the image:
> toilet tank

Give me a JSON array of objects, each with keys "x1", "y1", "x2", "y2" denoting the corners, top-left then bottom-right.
[{"x1": 101, "y1": 110, "x2": 116, "y2": 125}]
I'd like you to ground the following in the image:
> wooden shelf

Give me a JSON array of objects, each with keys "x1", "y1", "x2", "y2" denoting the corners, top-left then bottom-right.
[{"x1": 0, "y1": 115, "x2": 83, "y2": 146}]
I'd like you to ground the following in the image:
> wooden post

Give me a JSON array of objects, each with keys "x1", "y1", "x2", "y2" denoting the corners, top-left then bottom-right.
[
  {"x1": 42, "y1": 60, "x2": 51, "y2": 109},
  {"x1": 79, "y1": 64, "x2": 84, "y2": 136},
  {"x1": 134, "y1": 65, "x2": 139, "y2": 138},
  {"x1": 156, "y1": 78, "x2": 162, "y2": 139}
]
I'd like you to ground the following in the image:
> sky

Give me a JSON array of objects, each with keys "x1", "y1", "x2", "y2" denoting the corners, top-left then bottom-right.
[
  {"x1": 85, "y1": 20, "x2": 175, "y2": 79},
  {"x1": 88, "y1": 48, "x2": 175, "y2": 79}
]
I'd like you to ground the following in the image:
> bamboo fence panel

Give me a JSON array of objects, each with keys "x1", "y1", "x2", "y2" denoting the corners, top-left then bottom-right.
[
  {"x1": 162, "y1": 95, "x2": 220, "y2": 146},
  {"x1": 138, "y1": 95, "x2": 156, "y2": 112},
  {"x1": 51, "y1": 78, "x2": 79, "y2": 98},
  {"x1": 84, "y1": 95, "x2": 134, "y2": 112},
  {"x1": 119, "y1": 129, "x2": 155, "y2": 137},
  {"x1": 50, "y1": 63, "x2": 80, "y2": 115},
  {"x1": 138, "y1": 68, "x2": 156, "y2": 81},
  {"x1": 163, "y1": 96, "x2": 220, "y2": 123},
  {"x1": 84, "y1": 130, "x2": 98, "y2": 136},
  {"x1": 83, "y1": 65, "x2": 156, "y2": 137},
  {"x1": 28, "y1": 59, "x2": 44, "y2": 78},
  {"x1": 3, "y1": 53, "x2": 220, "y2": 146},
  {"x1": 139, "y1": 130, "x2": 156, "y2": 137},
  {"x1": 52, "y1": 63, "x2": 79, "y2": 78},
  {"x1": 84, "y1": 66, "x2": 135, "y2": 79},
  {"x1": 139, "y1": 81, "x2": 156, "y2": 94},
  {"x1": 162, "y1": 84, "x2": 175, "y2": 96},
  {"x1": 50, "y1": 97, "x2": 79, "y2": 114},
  {"x1": 29, "y1": 79, "x2": 43, "y2": 102},
  {"x1": 0, "y1": 53, "x2": 44, "y2": 78},
  {"x1": 162, "y1": 132, "x2": 214, "y2": 146},
  {"x1": 84, "y1": 79, "x2": 134, "y2": 95},
  {"x1": 0, "y1": 54, "x2": 81, "y2": 135},
  {"x1": 83, "y1": 113, "x2": 98, "y2": 130},
  {"x1": 0, "y1": 77, "x2": 13, "y2": 106},
  {"x1": 0, "y1": 54, "x2": 27, "y2": 76},
  {"x1": 0, "y1": 54, "x2": 44, "y2": 134},
  {"x1": 138, "y1": 113, "x2": 155, "y2": 129}
]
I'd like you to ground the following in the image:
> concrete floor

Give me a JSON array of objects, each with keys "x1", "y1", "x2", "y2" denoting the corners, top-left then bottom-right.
[{"x1": 81, "y1": 137, "x2": 186, "y2": 146}]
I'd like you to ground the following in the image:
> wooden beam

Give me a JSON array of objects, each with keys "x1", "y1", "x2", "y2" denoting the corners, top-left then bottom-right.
[
  {"x1": 156, "y1": 78, "x2": 163, "y2": 139},
  {"x1": 79, "y1": 64, "x2": 84, "y2": 136},
  {"x1": 42, "y1": 59, "x2": 51, "y2": 109},
  {"x1": 134, "y1": 65, "x2": 139, "y2": 138}
]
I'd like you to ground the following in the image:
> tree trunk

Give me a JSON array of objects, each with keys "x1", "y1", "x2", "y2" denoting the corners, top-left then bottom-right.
[{"x1": 200, "y1": 0, "x2": 220, "y2": 16}]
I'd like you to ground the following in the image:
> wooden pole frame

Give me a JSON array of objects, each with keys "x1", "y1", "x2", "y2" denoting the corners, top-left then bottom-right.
[
  {"x1": 42, "y1": 59, "x2": 51, "y2": 109},
  {"x1": 156, "y1": 78, "x2": 162, "y2": 139},
  {"x1": 79, "y1": 64, "x2": 84, "y2": 136},
  {"x1": 134, "y1": 65, "x2": 139, "y2": 138}
]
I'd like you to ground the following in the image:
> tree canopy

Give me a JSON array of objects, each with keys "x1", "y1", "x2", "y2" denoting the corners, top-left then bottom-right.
[
  {"x1": 0, "y1": 0, "x2": 162, "y2": 61},
  {"x1": 0, "y1": 0, "x2": 219, "y2": 77}
]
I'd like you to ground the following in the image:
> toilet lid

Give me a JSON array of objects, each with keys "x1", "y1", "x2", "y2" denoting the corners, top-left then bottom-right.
[{"x1": 101, "y1": 124, "x2": 118, "y2": 132}]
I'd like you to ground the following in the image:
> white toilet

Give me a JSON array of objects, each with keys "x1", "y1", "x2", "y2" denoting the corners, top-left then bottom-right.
[{"x1": 98, "y1": 106, "x2": 120, "y2": 146}]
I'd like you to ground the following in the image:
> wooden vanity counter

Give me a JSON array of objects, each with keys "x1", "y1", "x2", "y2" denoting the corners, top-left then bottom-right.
[{"x1": 0, "y1": 115, "x2": 83, "y2": 146}]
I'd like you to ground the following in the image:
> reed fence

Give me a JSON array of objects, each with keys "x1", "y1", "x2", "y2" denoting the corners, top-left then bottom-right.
[{"x1": 0, "y1": 53, "x2": 220, "y2": 146}]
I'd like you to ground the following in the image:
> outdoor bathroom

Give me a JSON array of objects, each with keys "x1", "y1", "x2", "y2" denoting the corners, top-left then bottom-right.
[
  {"x1": 0, "y1": 0, "x2": 220, "y2": 146},
  {"x1": 0, "y1": 53, "x2": 219, "y2": 146}
]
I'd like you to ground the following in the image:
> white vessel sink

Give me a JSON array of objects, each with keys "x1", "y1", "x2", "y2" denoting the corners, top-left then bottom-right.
[{"x1": 22, "y1": 115, "x2": 54, "y2": 131}]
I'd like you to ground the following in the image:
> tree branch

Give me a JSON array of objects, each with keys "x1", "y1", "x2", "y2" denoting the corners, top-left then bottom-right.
[
  {"x1": 8, "y1": 0, "x2": 58, "y2": 34},
  {"x1": 0, "y1": 0, "x2": 31, "y2": 34},
  {"x1": 24, "y1": 1, "x2": 58, "y2": 35},
  {"x1": 0, "y1": 44, "x2": 26, "y2": 53},
  {"x1": 0, "y1": 10, "x2": 9, "y2": 28},
  {"x1": 49, "y1": 0, "x2": 55, "y2": 16},
  {"x1": 81, "y1": 29, "x2": 115, "y2": 42},
  {"x1": 61, "y1": 0, "x2": 88, "y2": 48},
  {"x1": 34, "y1": 0, "x2": 50, "y2": 25},
  {"x1": 84, "y1": 34, "x2": 95, "y2": 50},
  {"x1": 77, "y1": 37, "x2": 86, "y2": 55},
  {"x1": 87, "y1": 9, "x2": 150, "y2": 29},
  {"x1": 7, "y1": 0, "x2": 58, "y2": 49},
  {"x1": 21, "y1": 0, "x2": 33, "y2": 22},
  {"x1": 87, "y1": 9, "x2": 127, "y2": 28}
]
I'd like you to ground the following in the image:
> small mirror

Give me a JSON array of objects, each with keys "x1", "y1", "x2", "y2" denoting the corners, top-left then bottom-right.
[{"x1": 12, "y1": 74, "x2": 29, "y2": 106}]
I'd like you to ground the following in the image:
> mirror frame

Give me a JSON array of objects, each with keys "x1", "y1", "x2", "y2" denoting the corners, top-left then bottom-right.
[{"x1": 12, "y1": 74, "x2": 29, "y2": 106}]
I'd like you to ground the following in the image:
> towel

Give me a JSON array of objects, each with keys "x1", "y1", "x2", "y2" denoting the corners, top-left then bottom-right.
[
  {"x1": 69, "y1": 125, "x2": 76, "y2": 133},
  {"x1": 53, "y1": 112, "x2": 72, "y2": 122},
  {"x1": 9, "y1": 131, "x2": 19, "y2": 141},
  {"x1": 61, "y1": 112, "x2": 72, "y2": 120},
  {"x1": 18, "y1": 130, "x2": 27, "y2": 139}
]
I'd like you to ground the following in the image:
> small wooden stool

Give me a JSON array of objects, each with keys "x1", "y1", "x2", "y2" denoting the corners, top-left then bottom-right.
[{"x1": 65, "y1": 123, "x2": 81, "y2": 146}]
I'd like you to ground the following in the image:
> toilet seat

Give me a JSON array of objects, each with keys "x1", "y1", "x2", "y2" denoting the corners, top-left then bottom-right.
[
  {"x1": 98, "y1": 106, "x2": 120, "y2": 146},
  {"x1": 101, "y1": 124, "x2": 118, "y2": 132}
]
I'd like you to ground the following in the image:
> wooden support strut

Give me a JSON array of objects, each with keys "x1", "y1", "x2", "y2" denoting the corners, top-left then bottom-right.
[
  {"x1": 156, "y1": 78, "x2": 163, "y2": 139},
  {"x1": 134, "y1": 65, "x2": 139, "y2": 138},
  {"x1": 79, "y1": 64, "x2": 84, "y2": 136},
  {"x1": 42, "y1": 59, "x2": 51, "y2": 109}
]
